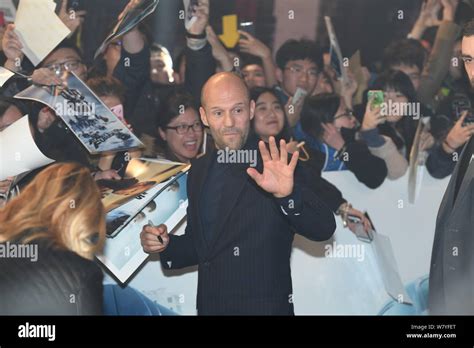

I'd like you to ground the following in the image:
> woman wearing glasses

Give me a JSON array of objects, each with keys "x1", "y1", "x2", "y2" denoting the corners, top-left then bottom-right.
[
  {"x1": 156, "y1": 91, "x2": 205, "y2": 163},
  {"x1": 294, "y1": 93, "x2": 388, "y2": 189}
]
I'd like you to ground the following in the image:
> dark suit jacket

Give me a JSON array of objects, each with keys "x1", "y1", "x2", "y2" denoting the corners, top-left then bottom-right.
[
  {"x1": 160, "y1": 135, "x2": 336, "y2": 315},
  {"x1": 429, "y1": 137, "x2": 474, "y2": 314}
]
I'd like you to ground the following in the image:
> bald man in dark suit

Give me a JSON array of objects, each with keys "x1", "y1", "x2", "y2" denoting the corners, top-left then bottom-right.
[{"x1": 141, "y1": 72, "x2": 335, "y2": 315}]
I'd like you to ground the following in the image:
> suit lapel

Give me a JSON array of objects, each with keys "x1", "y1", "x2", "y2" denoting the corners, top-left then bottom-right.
[
  {"x1": 450, "y1": 152, "x2": 474, "y2": 216},
  {"x1": 207, "y1": 165, "x2": 249, "y2": 258},
  {"x1": 442, "y1": 138, "x2": 474, "y2": 223},
  {"x1": 439, "y1": 155, "x2": 461, "y2": 218},
  {"x1": 190, "y1": 149, "x2": 215, "y2": 254},
  {"x1": 206, "y1": 133, "x2": 261, "y2": 258}
]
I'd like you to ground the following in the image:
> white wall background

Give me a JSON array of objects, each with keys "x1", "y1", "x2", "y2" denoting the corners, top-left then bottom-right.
[{"x1": 104, "y1": 169, "x2": 450, "y2": 315}]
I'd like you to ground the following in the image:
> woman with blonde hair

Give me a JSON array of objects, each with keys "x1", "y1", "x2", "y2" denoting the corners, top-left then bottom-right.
[{"x1": 0, "y1": 163, "x2": 106, "y2": 315}]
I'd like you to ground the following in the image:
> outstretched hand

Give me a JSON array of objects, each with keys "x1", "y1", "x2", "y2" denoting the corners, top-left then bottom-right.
[{"x1": 247, "y1": 137, "x2": 299, "y2": 198}]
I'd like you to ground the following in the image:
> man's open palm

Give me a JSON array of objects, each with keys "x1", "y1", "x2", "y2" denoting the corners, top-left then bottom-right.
[{"x1": 247, "y1": 137, "x2": 299, "y2": 198}]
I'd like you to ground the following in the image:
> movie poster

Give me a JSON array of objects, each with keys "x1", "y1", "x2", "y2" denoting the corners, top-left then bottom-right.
[
  {"x1": 99, "y1": 158, "x2": 188, "y2": 212},
  {"x1": 97, "y1": 170, "x2": 189, "y2": 284},
  {"x1": 15, "y1": 71, "x2": 144, "y2": 154}
]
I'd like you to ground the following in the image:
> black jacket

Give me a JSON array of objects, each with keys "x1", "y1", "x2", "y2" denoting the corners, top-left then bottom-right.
[
  {"x1": 0, "y1": 236, "x2": 103, "y2": 315},
  {"x1": 426, "y1": 143, "x2": 460, "y2": 179},
  {"x1": 300, "y1": 147, "x2": 346, "y2": 212},
  {"x1": 429, "y1": 136, "x2": 474, "y2": 314},
  {"x1": 159, "y1": 134, "x2": 336, "y2": 315}
]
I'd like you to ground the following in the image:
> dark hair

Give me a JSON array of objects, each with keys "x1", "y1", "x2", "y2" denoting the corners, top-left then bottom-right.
[
  {"x1": 371, "y1": 70, "x2": 418, "y2": 103},
  {"x1": 463, "y1": 19, "x2": 474, "y2": 37},
  {"x1": 87, "y1": 77, "x2": 126, "y2": 104},
  {"x1": 240, "y1": 53, "x2": 263, "y2": 70},
  {"x1": 275, "y1": 39, "x2": 323, "y2": 72},
  {"x1": 250, "y1": 87, "x2": 291, "y2": 142},
  {"x1": 157, "y1": 92, "x2": 198, "y2": 130},
  {"x1": 300, "y1": 93, "x2": 341, "y2": 139},
  {"x1": 363, "y1": 70, "x2": 420, "y2": 153},
  {"x1": 382, "y1": 39, "x2": 427, "y2": 72},
  {"x1": 50, "y1": 39, "x2": 84, "y2": 62}
]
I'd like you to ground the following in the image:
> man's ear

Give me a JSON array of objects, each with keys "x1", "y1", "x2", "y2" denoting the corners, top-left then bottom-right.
[
  {"x1": 200, "y1": 106, "x2": 209, "y2": 127},
  {"x1": 249, "y1": 100, "x2": 255, "y2": 121},
  {"x1": 276, "y1": 68, "x2": 283, "y2": 84},
  {"x1": 158, "y1": 128, "x2": 167, "y2": 141}
]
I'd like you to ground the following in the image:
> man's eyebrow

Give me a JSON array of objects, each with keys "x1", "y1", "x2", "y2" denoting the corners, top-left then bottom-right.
[
  {"x1": 461, "y1": 54, "x2": 473, "y2": 59},
  {"x1": 232, "y1": 102, "x2": 246, "y2": 107},
  {"x1": 256, "y1": 101, "x2": 266, "y2": 107},
  {"x1": 209, "y1": 102, "x2": 245, "y2": 110}
]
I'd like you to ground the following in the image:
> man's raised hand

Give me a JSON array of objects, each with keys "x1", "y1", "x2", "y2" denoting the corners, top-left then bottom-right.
[{"x1": 247, "y1": 137, "x2": 299, "y2": 198}]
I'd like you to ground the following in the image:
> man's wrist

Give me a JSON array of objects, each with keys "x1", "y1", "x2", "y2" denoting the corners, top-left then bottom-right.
[
  {"x1": 274, "y1": 192, "x2": 289, "y2": 199},
  {"x1": 186, "y1": 37, "x2": 207, "y2": 51},
  {"x1": 186, "y1": 31, "x2": 206, "y2": 39},
  {"x1": 408, "y1": 21, "x2": 426, "y2": 39},
  {"x1": 5, "y1": 59, "x2": 20, "y2": 72},
  {"x1": 275, "y1": 185, "x2": 303, "y2": 216},
  {"x1": 443, "y1": 10, "x2": 455, "y2": 22},
  {"x1": 442, "y1": 139, "x2": 457, "y2": 154}
]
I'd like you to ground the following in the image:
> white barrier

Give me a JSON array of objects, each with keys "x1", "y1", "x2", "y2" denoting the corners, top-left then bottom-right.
[{"x1": 104, "y1": 169, "x2": 450, "y2": 315}]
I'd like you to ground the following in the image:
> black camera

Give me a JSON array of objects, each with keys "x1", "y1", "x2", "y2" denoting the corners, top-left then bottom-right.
[{"x1": 452, "y1": 95, "x2": 474, "y2": 126}]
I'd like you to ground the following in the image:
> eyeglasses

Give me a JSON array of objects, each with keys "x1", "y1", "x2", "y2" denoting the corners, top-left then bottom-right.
[
  {"x1": 285, "y1": 65, "x2": 319, "y2": 79},
  {"x1": 165, "y1": 121, "x2": 203, "y2": 135},
  {"x1": 334, "y1": 109, "x2": 355, "y2": 120},
  {"x1": 44, "y1": 59, "x2": 83, "y2": 75}
]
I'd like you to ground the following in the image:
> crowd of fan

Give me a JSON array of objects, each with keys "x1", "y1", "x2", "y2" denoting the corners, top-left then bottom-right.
[{"x1": 0, "y1": 0, "x2": 471, "y2": 231}]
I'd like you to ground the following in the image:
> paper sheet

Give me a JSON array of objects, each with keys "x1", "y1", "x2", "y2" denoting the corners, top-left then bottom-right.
[
  {"x1": 0, "y1": 67, "x2": 15, "y2": 87},
  {"x1": 94, "y1": 0, "x2": 159, "y2": 59},
  {"x1": 324, "y1": 16, "x2": 348, "y2": 84},
  {"x1": 371, "y1": 232, "x2": 413, "y2": 305},
  {"x1": 14, "y1": 0, "x2": 70, "y2": 66},
  {"x1": 97, "y1": 171, "x2": 189, "y2": 284},
  {"x1": 183, "y1": 0, "x2": 197, "y2": 30},
  {"x1": 15, "y1": 72, "x2": 144, "y2": 155},
  {"x1": 0, "y1": 115, "x2": 54, "y2": 180}
]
